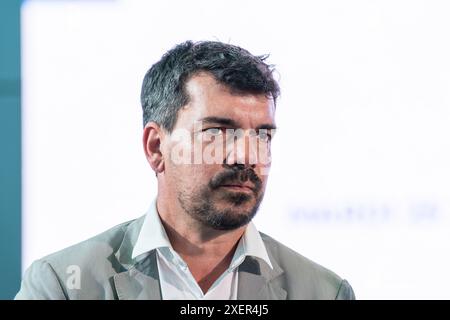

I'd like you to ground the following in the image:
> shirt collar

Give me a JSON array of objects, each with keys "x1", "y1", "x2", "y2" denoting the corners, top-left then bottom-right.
[
  {"x1": 231, "y1": 220, "x2": 273, "y2": 270},
  {"x1": 131, "y1": 199, "x2": 172, "y2": 259},
  {"x1": 132, "y1": 199, "x2": 273, "y2": 270}
]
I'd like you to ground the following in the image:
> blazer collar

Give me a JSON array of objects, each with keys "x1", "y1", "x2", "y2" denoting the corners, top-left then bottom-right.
[
  {"x1": 114, "y1": 215, "x2": 146, "y2": 268},
  {"x1": 113, "y1": 215, "x2": 162, "y2": 300},
  {"x1": 114, "y1": 250, "x2": 162, "y2": 300},
  {"x1": 237, "y1": 256, "x2": 287, "y2": 300}
]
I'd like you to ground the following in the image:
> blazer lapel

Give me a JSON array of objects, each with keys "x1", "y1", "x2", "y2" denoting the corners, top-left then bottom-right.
[
  {"x1": 114, "y1": 250, "x2": 161, "y2": 300},
  {"x1": 112, "y1": 216, "x2": 162, "y2": 300},
  {"x1": 237, "y1": 256, "x2": 287, "y2": 300}
]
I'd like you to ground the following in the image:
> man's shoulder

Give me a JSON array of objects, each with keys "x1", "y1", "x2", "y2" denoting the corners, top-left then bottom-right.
[
  {"x1": 259, "y1": 232, "x2": 354, "y2": 299},
  {"x1": 260, "y1": 232, "x2": 338, "y2": 277},
  {"x1": 16, "y1": 216, "x2": 146, "y2": 299},
  {"x1": 35, "y1": 217, "x2": 144, "y2": 273}
]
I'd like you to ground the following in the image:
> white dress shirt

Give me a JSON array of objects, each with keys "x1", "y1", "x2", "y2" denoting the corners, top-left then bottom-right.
[{"x1": 131, "y1": 199, "x2": 273, "y2": 300}]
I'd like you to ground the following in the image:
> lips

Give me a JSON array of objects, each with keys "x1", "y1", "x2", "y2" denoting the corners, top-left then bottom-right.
[
  {"x1": 219, "y1": 183, "x2": 255, "y2": 192},
  {"x1": 209, "y1": 167, "x2": 262, "y2": 195}
]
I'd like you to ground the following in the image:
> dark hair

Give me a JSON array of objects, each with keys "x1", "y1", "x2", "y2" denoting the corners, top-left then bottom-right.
[{"x1": 140, "y1": 40, "x2": 280, "y2": 131}]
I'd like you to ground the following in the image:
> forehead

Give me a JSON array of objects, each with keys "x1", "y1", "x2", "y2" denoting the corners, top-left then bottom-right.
[{"x1": 178, "y1": 73, "x2": 276, "y2": 127}]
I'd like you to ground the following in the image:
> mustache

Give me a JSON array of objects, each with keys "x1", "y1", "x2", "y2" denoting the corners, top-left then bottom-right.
[{"x1": 209, "y1": 165, "x2": 262, "y2": 193}]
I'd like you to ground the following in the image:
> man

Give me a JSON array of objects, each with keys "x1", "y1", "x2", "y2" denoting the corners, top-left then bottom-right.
[{"x1": 16, "y1": 41, "x2": 355, "y2": 300}]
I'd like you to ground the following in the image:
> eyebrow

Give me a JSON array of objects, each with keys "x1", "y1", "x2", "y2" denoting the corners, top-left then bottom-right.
[
  {"x1": 256, "y1": 124, "x2": 277, "y2": 130},
  {"x1": 200, "y1": 116, "x2": 240, "y2": 127},
  {"x1": 199, "y1": 116, "x2": 277, "y2": 130}
]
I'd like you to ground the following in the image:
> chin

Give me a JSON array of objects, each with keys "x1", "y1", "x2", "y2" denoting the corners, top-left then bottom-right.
[{"x1": 219, "y1": 192, "x2": 255, "y2": 206}]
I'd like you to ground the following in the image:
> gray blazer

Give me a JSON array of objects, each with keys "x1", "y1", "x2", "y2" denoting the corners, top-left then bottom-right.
[{"x1": 15, "y1": 216, "x2": 355, "y2": 300}]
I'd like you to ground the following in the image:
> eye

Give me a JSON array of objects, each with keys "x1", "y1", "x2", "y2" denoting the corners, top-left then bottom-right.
[
  {"x1": 203, "y1": 127, "x2": 223, "y2": 136},
  {"x1": 258, "y1": 129, "x2": 272, "y2": 142}
]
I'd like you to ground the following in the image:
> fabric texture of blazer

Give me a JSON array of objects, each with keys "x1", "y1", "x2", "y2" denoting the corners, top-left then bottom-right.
[{"x1": 15, "y1": 216, "x2": 355, "y2": 300}]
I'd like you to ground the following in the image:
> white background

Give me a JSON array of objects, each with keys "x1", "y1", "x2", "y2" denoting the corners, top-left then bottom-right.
[{"x1": 22, "y1": 0, "x2": 450, "y2": 299}]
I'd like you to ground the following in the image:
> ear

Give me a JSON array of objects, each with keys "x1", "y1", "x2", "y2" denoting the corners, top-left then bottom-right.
[{"x1": 143, "y1": 122, "x2": 165, "y2": 174}]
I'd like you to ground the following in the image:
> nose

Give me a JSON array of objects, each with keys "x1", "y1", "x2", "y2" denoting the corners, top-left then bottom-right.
[
  {"x1": 224, "y1": 129, "x2": 258, "y2": 167},
  {"x1": 223, "y1": 163, "x2": 254, "y2": 171}
]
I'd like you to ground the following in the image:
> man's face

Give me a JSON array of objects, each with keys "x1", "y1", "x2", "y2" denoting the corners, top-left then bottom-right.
[{"x1": 162, "y1": 73, "x2": 276, "y2": 231}]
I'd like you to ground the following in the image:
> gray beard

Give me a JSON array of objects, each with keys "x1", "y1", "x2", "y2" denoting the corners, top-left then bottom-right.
[{"x1": 177, "y1": 187, "x2": 264, "y2": 231}]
